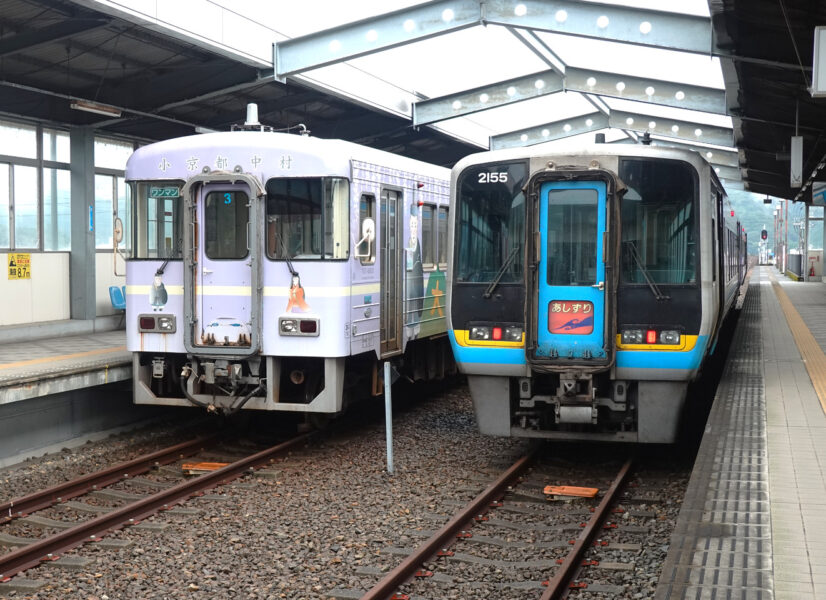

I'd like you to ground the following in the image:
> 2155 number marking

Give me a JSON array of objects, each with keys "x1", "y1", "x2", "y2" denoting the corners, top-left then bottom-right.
[{"x1": 478, "y1": 172, "x2": 508, "y2": 183}]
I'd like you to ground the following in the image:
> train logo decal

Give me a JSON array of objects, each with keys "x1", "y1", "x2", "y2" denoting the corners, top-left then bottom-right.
[
  {"x1": 548, "y1": 301, "x2": 594, "y2": 334},
  {"x1": 285, "y1": 274, "x2": 311, "y2": 313}
]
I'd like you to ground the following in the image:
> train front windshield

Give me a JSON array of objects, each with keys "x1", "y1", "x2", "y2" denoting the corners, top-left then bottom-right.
[
  {"x1": 618, "y1": 159, "x2": 698, "y2": 285},
  {"x1": 455, "y1": 161, "x2": 528, "y2": 283},
  {"x1": 265, "y1": 177, "x2": 350, "y2": 260}
]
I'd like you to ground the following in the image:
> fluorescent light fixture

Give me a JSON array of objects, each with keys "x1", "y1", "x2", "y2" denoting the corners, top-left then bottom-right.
[{"x1": 69, "y1": 100, "x2": 122, "y2": 117}]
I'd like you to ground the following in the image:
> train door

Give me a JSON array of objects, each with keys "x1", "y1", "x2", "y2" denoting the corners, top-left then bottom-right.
[
  {"x1": 380, "y1": 188, "x2": 402, "y2": 355},
  {"x1": 532, "y1": 180, "x2": 609, "y2": 362},
  {"x1": 184, "y1": 179, "x2": 261, "y2": 355}
]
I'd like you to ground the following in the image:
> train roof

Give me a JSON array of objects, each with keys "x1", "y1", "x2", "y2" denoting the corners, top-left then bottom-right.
[
  {"x1": 451, "y1": 141, "x2": 725, "y2": 190},
  {"x1": 126, "y1": 130, "x2": 450, "y2": 182}
]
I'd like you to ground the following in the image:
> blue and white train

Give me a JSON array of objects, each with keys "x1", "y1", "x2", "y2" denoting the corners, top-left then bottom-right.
[
  {"x1": 118, "y1": 106, "x2": 453, "y2": 416},
  {"x1": 446, "y1": 142, "x2": 747, "y2": 443}
]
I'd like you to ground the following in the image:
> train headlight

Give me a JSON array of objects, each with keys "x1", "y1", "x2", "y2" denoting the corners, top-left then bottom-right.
[
  {"x1": 469, "y1": 326, "x2": 492, "y2": 340},
  {"x1": 503, "y1": 326, "x2": 523, "y2": 342},
  {"x1": 621, "y1": 329, "x2": 644, "y2": 344},
  {"x1": 659, "y1": 330, "x2": 681, "y2": 345},
  {"x1": 279, "y1": 317, "x2": 320, "y2": 337},
  {"x1": 157, "y1": 316, "x2": 175, "y2": 331}
]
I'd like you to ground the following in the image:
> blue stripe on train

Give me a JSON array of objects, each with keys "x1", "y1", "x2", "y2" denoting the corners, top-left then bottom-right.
[
  {"x1": 447, "y1": 330, "x2": 526, "y2": 365},
  {"x1": 449, "y1": 331, "x2": 710, "y2": 371}
]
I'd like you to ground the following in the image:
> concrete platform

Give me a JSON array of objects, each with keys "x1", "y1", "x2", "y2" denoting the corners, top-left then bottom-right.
[{"x1": 656, "y1": 265, "x2": 826, "y2": 599}]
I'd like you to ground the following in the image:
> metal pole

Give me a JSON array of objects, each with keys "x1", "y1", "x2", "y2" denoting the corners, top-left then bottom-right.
[{"x1": 384, "y1": 361, "x2": 394, "y2": 474}]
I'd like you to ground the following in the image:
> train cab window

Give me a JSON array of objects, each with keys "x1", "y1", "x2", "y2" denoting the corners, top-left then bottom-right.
[
  {"x1": 266, "y1": 177, "x2": 349, "y2": 260},
  {"x1": 130, "y1": 181, "x2": 184, "y2": 259},
  {"x1": 204, "y1": 191, "x2": 248, "y2": 259},
  {"x1": 437, "y1": 206, "x2": 448, "y2": 268},
  {"x1": 619, "y1": 159, "x2": 697, "y2": 285},
  {"x1": 546, "y1": 189, "x2": 598, "y2": 286},
  {"x1": 455, "y1": 161, "x2": 528, "y2": 283},
  {"x1": 421, "y1": 204, "x2": 435, "y2": 269}
]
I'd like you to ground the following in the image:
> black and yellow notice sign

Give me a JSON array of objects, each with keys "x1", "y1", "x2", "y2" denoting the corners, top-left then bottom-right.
[{"x1": 8, "y1": 253, "x2": 31, "y2": 279}]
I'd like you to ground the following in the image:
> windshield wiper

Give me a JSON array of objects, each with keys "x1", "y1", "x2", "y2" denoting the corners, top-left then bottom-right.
[
  {"x1": 483, "y1": 246, "x2": 520, "y2": 299},
  {"x1": 626, "y1": 241, "x2": 669, "y2": 301}
]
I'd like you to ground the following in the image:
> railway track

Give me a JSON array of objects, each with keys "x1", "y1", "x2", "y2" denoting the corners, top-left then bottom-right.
[
  {"x1": 0, "y1": 431, "x2": 312, "y2": 583},
  {"x1": 333, "y1": 448, "x2": 652, "y2": 600}
]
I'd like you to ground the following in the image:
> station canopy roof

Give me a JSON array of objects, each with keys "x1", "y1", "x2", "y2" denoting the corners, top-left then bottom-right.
[{"x1": 1, "y1": 0, "x2": 824, "y2": 200}]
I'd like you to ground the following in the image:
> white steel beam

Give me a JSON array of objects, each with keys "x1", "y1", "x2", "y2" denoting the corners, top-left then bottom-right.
[
  {"x1": 274, "y1": 0, "x2": 712, "y2": 80},
  {"x1": 490, "y1": 112, "x2": 608, "y2": 149},
  {"x1": 413, "y1": 67, "x2": 726, "y2": 126},
  {"x1": 491, "y1": 109, "x2": 733, "y2": 150},
  {"x1": 642, "y1": 138, "x2": 740, "y2": 167},
  {"x1": 485, "y1": 0, "x2": 711, "y2": 54},
  {"x1": 413, "y1": 70, "x2": 564, "y2": 124},
  {"x1": 608, "y1": 110, "x2": 733, "y2": 147}
]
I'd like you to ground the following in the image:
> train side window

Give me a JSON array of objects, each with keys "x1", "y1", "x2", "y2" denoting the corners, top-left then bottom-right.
[
  {"x1": 421, "y1": 203, "x2": 435, "y2": 269},
  {"x1": 437, "y1": 206, "x2": 448, "y2": 268},
  {"x1": 356, "y1": 193, "x2": 376, "y2": 264}
]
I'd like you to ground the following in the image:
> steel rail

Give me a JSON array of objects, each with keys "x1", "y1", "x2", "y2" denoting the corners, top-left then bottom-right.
[
  {"x1": 360, "y1": 446, "x2": 539, "y2": 600},
  {"x1": 539, "y1": 456, "x2": 635, "y2": 600},
  {"x1": 0, "y1": 432, "x2": 312, "y2": 581},
  {"x1": 0, "y1": 434, "x2": 221, "y2": 525}
]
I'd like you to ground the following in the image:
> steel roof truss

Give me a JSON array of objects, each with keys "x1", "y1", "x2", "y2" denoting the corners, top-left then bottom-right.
[
  {"x1": 490, "y1": 112, "x2": 608, "y2": 150},
  {"x1": 413, "y1": 67, "x2": 727, "y2": 127},
  {"x1": 413, "y1": 69, "x2": 563, "y2": 125},
  {"x1": 609, "y1": 109, "x2": 732, "y2": 147},
  {"x1": 274, "y1": 0, "x2": 713, "y2": 81}
]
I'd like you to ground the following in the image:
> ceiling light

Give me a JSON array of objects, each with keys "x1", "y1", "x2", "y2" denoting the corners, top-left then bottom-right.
[
  {"x1": 648, "y1": 121, "x2": 656, "y2": 128},
  {"x1": 442, "y1": 8, "x2": 454, "y2": 22},
  {"x1": 616, "y1": 81, "x2": 626, "y2": 92},
  {"x1": 70, "y1": 100, "x2": 122, "y2": 117},
  {"x1": 639, "y1": 21, "x2": 652, "y2": 34},
  {"x1": 403, "y1": 19, "x2": 416, "y2": 32},
  {"x1": 542, "y1": 129, "x2": 550, "y2": 137},
  {"x1": 645, "y1": 86, "x2": 655, "y2": 96},
  {"x1": 479, "y1": 93, "x2": 489, "y2": 103},
  {"x1": 675, "y1": 91, "x2": 685, "y2": 100},
  {"x1": 452, "y1": 100, "x2": 462, "y2": 110},
  {"x1": 555, "y1": 10, "x2": 568, "y2": 23},
  {"x1": 694, "y1": 128, "x2": 703, "y2": 136},
  {"x1": 626, "y1": 117, "x2": 634, "y2": 125},
  {"x1": 586, "y1": 77, "x2": 597, "y2": 87},
  {"x1": 365, "y1": 29, "x2": 378, "y2": 42},
  {"x1": 671, "y1": 124, "x2": 680, "y2": 133},
  {"x1": 563, "y1": 123, "x2": 572, "y2": 132},
  {"x1": 586, "y1": 118, "x2": 594, "y2": 126},
  {"x1": 520, "y1": 134, "x2": 528, "y2": 142},
  {"x1": 535, "y1": 79, "x2": 545, "y2": 89},
  {"x1": 514, "y1": 3, "x2": 527, "y2": 16},
  {"x1": 506, "y1": 86, "x2": 517, "y2": 96},
  {"x1": 597, "y1": 15, "x2": 609, "y2": 29}
]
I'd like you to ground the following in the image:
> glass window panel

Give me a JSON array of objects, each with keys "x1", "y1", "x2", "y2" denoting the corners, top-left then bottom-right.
[
  {"x1": 13, "y1": 165, "x2": 38, "y2": 248},
  {"x1": 438, "y1": 207, "x2": 448, "y2": 265},
  {"x1": 420, "y1": 204, "x2": 434, "y2": 267},
  {"x1": 43, "y1": 168, "x2": 71, "y2": 251},
  {"x1": 0, "y1": 164, "x2": 9, "y2": 247},
  {"x1": 205, "y1": 191, "x2": 249, "y2": 259},
  {"x1": 131, "y1": 181, "x2": 183, "y2": 259},
  {"x1": 94, "y1": 137, "x2": 133, "y2": 170},
  {"x1": 456, "y1": 161, "x2": 528, "y2": 283},
  {"x1": 546, "y1": 189, "x2": 598, "y2": 286},
  {"x1": 619, "y1": 159, "x2": 697, "y2": 284},
  {"x1": 95, "y1": 174, "x2": 114, "y2": 249},
  {"x1": 42, "y1": 129, "x2": 70, "y2": 163},
  {"x1": 266, "y1": 177, "x2": 349, "y2": 260},
  {"x1": 0, "y1": 120, "x2": 36, "y2": 159}
]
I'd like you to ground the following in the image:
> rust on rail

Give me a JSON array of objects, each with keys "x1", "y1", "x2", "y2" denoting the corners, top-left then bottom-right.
[{"x1": 360, "y1": 446, "x2": 539, "y2": 600}]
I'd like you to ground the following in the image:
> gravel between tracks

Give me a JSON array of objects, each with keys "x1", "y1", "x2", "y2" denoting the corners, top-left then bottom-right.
[{"x1": 0, "y1": 382, "x2": 689, "y2": 599}]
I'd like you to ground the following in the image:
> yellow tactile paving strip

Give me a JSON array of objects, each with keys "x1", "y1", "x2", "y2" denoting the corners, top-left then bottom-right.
[{"x1": 769, "y1": 269, "x2": 826, "y2": 414}]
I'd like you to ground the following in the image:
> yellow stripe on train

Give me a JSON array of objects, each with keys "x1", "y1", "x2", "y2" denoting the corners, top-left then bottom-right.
[
  {"x1": 453, "y1": 329, "x2": 525, "y2": 348},
  {"x1": 615, "y1": 334, "x2": 698, "y2": 352}
]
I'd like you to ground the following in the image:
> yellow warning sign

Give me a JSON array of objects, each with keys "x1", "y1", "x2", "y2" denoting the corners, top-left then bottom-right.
[{"x1": 8, "y1": 253, "x2": 31, "y2": 280}]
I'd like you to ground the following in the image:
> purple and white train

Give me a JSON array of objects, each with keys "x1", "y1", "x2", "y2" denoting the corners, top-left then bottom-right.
[{"x1": 118, "y1": 106, "x2": 453, "y2": 416}]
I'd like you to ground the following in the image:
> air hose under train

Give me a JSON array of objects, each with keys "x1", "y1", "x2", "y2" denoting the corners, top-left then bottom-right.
[{"x1": 179, "y1": 366, "x2": 265, "y2": 415}]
